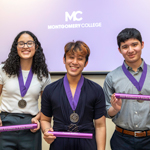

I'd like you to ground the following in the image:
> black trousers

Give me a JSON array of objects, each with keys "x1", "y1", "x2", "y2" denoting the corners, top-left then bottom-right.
[
  {"x1": 111, "y1": 130, "x2": 150, "y2": 150},
  {"x1": 0, "y1": 112, "x2": 41, "y2": 150}
]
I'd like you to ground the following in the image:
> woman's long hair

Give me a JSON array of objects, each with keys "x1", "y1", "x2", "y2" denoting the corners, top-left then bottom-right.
[{"x1": 2, "y1": 31, "x2": 49, "y2": 81}]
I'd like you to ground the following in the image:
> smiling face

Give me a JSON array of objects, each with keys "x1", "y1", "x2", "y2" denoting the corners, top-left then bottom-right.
[
  {"x1": 118, "y1": 38, "x2": 144, "y2": 67},
  {"x1": 17, "y1": 33, "x2": 36, "y2": 61},
  {"x1": 63, "y1": 52, "x2": 88, "y2": 78},
  {"x1": 63, "y1": 41, "x2": 90, "y2": 80}
]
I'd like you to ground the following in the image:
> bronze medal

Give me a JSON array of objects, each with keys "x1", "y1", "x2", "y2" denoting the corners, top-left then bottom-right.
[
  {"x1": 137, "y1": 99, "x2": 144, "y2": 103},
  {"x1": 18, "y1": 99, "x2": 27, "y2": 108},
  {"x1": 137, "y1": 100, "x2": 144, "y2": 103},
  {"x1": 122, "y1": 62, "x2": 147, "y2": 104},
  {"x1": 70, "y1": 112, "x2": 79, "y2": 123},
  {"x1": 63, "y1": 75, "x2": 84, "y2": 124},
  {"x1": 18, "y1": 68, "x2": 33, "y2": 109},
  {"x1": 137, "y1": 92, "x2": 144, "y2": 103}
]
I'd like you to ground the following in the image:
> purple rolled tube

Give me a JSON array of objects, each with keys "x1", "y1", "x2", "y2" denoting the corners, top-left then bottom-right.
[
  {"x1": 48, "y1": 131, "x2": 93, "y2": 139},
  {"x1": 115, "y1": 93, "x2": 150, "y2": 101},
  {"x1": 0, "y1": 123, "x2": 37, "y2": 132}
]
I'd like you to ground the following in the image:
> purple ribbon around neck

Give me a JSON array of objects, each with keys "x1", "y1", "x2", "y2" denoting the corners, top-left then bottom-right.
[
  {"x1": 122, "y1": 62, "x2": 147, "y2": 92},
  {"x1": 18, "y1": 67, "x2": 33, "y2": 97},
  {"x1": 63, "y1": 74, "x2": 84, "y2": 111}
]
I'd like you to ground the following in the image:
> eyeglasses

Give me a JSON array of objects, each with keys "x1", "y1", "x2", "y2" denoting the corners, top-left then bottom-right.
[{"x1": 17, "y1": 41, "x2": 35, "y2": 48}]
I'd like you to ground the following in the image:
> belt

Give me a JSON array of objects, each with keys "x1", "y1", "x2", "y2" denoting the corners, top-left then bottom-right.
[
  {"x1": 1, "y1": 112, "x2": 35, "y2": 118},
  {"x1": 53, "y1": 122, "x2": 94, "y2": 133},
  {"x1": 116, "y1": 126, "x2": 150, "y2": 137}
]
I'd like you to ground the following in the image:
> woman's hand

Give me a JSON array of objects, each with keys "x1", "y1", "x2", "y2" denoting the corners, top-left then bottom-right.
[
  {"x1": 30, "y1": 117, "x2": 40, "y2": 133},
  {"x1": 0, "y1": 117, "x2": 2, "y2": 126}
]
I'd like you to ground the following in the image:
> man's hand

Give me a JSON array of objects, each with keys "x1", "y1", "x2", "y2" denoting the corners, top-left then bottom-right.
[
  {"x1": 110, "y1": 93, "x2": 122, "y2": 111},
  {"x1": 43, "y1": 128, "x2": 56, "y2": 144}
]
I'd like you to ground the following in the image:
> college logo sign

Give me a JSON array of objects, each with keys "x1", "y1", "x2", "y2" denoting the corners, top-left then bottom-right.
[
  {"x1": 48, "y1": 11, "x2": 101, "y2": 29},
  {"x1": 65, "y1": 11, "x2": 83, "y2": 22}
]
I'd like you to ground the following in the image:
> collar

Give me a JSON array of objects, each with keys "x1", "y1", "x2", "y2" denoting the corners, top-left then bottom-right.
[{"x1": 123, "y1": 59, "x2": 144, "y2": 71}]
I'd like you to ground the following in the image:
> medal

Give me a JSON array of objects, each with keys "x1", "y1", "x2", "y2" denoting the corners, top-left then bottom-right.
[
  {"x1": 64, "y1": 74, "x2": 84, "y2": 123},
  {"x1": 137, "y1": 92, "x2": 144, "y2": 103},
  {"x1": 18, "y1": 67, "x2": 33, "y2": 109},
  {"x1": 137, "y1": 100, "x2": 144, "y2": 103},
  {"x1": 70, "y1": 112, "x2": 79, "y2": 123},
  {"x1": 18, "y1": 99, "x2": 27, "y2": 108},
  {"x1": 122, "y1": 62, "x2": 147, "y2": 103}
]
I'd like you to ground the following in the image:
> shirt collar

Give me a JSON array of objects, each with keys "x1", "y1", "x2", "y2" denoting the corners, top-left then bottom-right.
[{"x1": 123, "y1": 59, "x2": 144, "y2": 71}]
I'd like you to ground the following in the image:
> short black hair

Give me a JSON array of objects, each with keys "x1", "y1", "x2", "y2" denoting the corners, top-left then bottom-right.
[{"x1": 117, "y1": 28, "x2": 142, "y2": 48}]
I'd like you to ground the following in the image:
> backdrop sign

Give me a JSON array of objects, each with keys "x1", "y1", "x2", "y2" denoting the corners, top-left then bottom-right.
[{"x1": 0, "y1": 0, "x2": 149, "y2": 72}]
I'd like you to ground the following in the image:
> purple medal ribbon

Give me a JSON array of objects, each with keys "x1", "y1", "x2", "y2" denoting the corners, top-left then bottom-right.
[
  {"x1": 63, "y1": 74, "x2": 84, "y2": 111},
  {"x1": 122, "y1": 61, "x2": 147, "y2": 92},
  {"x1": 18, "y1": 67, "x2": 33, "y2": 97}
]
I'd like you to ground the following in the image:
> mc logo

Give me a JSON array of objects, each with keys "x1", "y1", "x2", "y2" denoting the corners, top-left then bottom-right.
[{"x1": 65, "y1": 11, "x2": 83, "y2": 22}]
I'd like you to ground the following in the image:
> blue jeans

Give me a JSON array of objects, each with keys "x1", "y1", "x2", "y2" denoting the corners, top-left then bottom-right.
[
  {"x1": 111, "y1": 130, "x2": 150, "y2": 150},
  {"x1": 0, "y1": 112, "x2": 41, "y2": 150}
]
